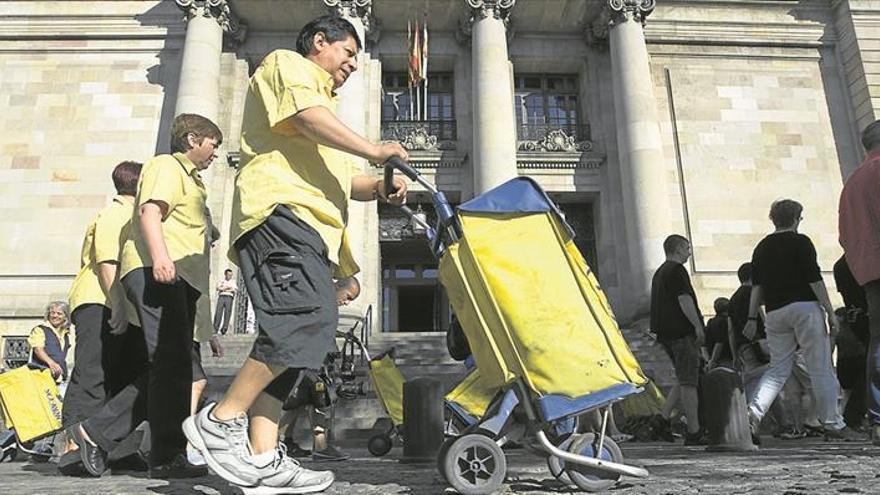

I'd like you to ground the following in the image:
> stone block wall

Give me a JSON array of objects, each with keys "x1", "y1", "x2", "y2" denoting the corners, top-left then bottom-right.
[
  {"x1": 654, "y1": 50, "x2": 846, "y2": 310},
  {"x1": 0, "y1": 1, "x2": 182, "y2": 335}
]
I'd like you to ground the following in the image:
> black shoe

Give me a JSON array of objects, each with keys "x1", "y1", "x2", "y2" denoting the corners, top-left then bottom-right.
[
  {"x1": 651, "y1": 414, "x2": 675, "y2": 442},
  {"x1": 312, "y1": 445, "x2": 350, "y2": 462},
  {"x1": 683, "y1": 431, "x2": 707, "y2": 446},
  {"x1": 57, "y1": 450, "x2": 87, "y2": 476},
  {"x1": 148, "y1": 453, "x2": 208, "y2": 479},
  {"x1": 282, "y1": 438, "x2": 311, "y2": 458},
  {"x1": 68, "y1": 424, "x2": 107, "y2": 477}
]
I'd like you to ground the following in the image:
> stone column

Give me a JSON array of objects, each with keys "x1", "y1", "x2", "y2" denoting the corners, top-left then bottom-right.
[
  {"x1": 466, "y1": 0, "x2": 519, "y2": 194},
  {"x1": 603, "y1": 0, "x2": 671, "y2": 317},
  {"x1": 174, "y1": 0, "x2": 243, "y2": 121},
  {"x1": 324, "y1": 0, "x2": 379, "y2": 326}
]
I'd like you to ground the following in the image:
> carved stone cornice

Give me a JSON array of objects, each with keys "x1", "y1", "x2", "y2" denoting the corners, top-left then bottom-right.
[
  {"x1": 465, "y1": 0, "x2": 516, "y2": 24},
  {"x1": 175, "y1": 0, "x2": 247, "y2": 48},
  {"x1": 608, "y1": 0, "x2": 655, "y2": 26},
  {"x1": 518, "y1": 128, "x2": 593, "y2": 153},
  {"x1": 586, "y1": 0, "x2": 654, "y2": 47},
  {"x1": 458, "y1": 0, "x2": 516, "y2": 45},
  {"x1": 324, "y1": 0, "x2": 377, "y2": 40}
]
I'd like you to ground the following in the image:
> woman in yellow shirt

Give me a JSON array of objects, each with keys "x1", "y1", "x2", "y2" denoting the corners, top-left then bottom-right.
[{"x1": 68, "y1": 114, "x2": 221, "y2": 480}]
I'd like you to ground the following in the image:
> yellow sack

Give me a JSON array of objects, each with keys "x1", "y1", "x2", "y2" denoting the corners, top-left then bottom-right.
[
  {"x1": 0, "y1": 367, "x2": 62, "y2": 442},
  {"x1": 445, "y1": 368, "x2": 498, "y2": 419},
  {"x1": 368, "y1": 354, "x2": 405, "y2": 426},
  {"x1": 617, "y1": 379, "x2": 666, "y2": 419},
  {"x1": 439, "y1": 212, "x2": 647, "y2": 398}
]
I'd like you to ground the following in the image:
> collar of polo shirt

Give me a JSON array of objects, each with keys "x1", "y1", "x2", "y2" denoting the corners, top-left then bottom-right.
[
  {"x1": 173, "y1": 152, "x2": 200, "y2": 177},
  {"x1": 301, "y1": 54, "x2": 337, "y2": 96}
]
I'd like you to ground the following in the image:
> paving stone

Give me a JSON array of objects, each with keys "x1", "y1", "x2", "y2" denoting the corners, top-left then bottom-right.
[{"x1": 1, "y1": 438, "x2": 877, "y2": 494}]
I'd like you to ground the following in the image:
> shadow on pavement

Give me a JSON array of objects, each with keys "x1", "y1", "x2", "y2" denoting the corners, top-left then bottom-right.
[{"x1": 146, "y1": 475, "x2": 244, "y2": 495}]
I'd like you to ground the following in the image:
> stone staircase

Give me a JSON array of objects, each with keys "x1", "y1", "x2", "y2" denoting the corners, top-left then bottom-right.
[
  {"x1": 199, "y1": 331, "x2": 467, "y2": 446},
  {"x1": 198, "y1": 325, "x2": 673, "y2": 446}
]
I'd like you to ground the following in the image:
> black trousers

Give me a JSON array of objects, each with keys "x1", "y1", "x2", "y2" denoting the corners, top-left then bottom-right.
[
  {"x1": 213, "y1": 295, "x2": 234, "y2": 335},
  {"x1": 63, "y1": 305, "x2": 120, "y2": 426},
  {"x1": 83, "y1": 268, "x2": 197, "y2": 466}
]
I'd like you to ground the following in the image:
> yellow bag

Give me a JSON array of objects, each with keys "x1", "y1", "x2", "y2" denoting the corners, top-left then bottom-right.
[
  {"x1": 445, "y1": 368, "x2": 498, "y2": 419},
  {"x1": 368, "y1": 354, "x2": 405, "y2": 426},
  {"x1": 439, "y1": 211, "x2": 647, "y2": 399},
  {"x1": 0, "y1": 367, "x2": 62, "y2": 442}
]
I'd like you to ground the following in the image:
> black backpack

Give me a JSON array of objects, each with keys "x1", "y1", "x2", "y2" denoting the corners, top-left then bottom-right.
[{"x1": 446, "y1": 317, "x2": 471, "y2": 361}]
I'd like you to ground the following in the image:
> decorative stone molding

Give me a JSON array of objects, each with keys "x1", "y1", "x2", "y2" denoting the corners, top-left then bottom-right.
[
  {"x1": 519, "y1": 128, "x2": 593, "y2": 153},
  {"x1": 324, "y1": 0, "x2": 377, "y2": 38},
  {"x1": 607, "y1": 0, "x2": 655, "y2": 25},
  {"x1": 402, "y1": 127, "x2": 439, "y2": 151},
  {"x1": 381, "y1": 121, "x2": 456, "y2": 151},
  {"x1": 516, "y1": 152, "x2": 604, "y2": 170},
  {"x1": 175, "y1": 0, "x2": 247, "y2": 47},
  {"x1": 587, "y1": 0, "x2": 654, "y2": 45},
  {"x1": 465, "y1": 0, "x2": 516, "y2": 22}
]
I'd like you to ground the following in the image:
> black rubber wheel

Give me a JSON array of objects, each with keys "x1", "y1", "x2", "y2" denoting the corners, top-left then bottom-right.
[
  {"x1": 436, "y1": 436, "x2": 458, "y2": 482},
  {"x1": 564, "y1": 433, "x2": 623, "y2": 492},
  {"x1": 546, "y1": 434, "x2": 579, "y2": 487},
  {"x1": 442, "y1": 434, "x2": 507, "y2": 495},
  {"x1": 367, "y1": 434, "x2": 393, "y2": 457}
]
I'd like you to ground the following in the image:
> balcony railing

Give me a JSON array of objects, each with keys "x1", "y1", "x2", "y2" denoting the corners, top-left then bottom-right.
[
  {"x1": 381, "y1": 120, "x2": 457, "y2": 151},
  {"x1": 517, "y1": 123, "x2": 593, "y2": 152}
]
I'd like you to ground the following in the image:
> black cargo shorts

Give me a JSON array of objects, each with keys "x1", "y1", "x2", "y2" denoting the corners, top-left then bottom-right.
[{"x1": 235, "y1": 206, "x2": 338, "y2": 373}]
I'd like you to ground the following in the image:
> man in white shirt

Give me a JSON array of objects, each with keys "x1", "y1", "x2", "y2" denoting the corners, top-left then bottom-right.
[{"x1": 214, "y1": 269, "x2": 237, "y2": 335}]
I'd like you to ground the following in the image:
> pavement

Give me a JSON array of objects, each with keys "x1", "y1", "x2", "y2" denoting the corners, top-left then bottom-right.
[{"x1": 1, "y1": 438, "x2": 878, "y2": 494}]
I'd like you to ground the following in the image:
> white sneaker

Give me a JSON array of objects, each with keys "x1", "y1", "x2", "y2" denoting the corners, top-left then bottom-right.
[
  {"x1": 241, "y1": 445, "x2": 335, "y2": 495},
  {"x1": 182, "y1": 403, "x2": 259, "y2": 486},
  {"x1": 186, "y1": 446, "x2": 206, "y2": 467}
]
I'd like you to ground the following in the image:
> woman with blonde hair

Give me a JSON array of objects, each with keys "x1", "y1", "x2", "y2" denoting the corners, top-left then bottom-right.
[{"x1": 27, "y1": 300, "x2": 72, "y2": 388}]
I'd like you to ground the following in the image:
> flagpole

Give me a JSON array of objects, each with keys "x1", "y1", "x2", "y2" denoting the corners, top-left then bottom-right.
[
  {"x1": 422, "y1": 20, "x2": 428, "y2": 122},
  {"x1": 407, "y1": 20, "x2": 413, "y2": 120}
]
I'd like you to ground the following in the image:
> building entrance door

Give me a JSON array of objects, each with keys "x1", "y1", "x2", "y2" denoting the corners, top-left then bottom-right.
[{"x1": 379, "y1": 204, "x2": 450, "y2": 333}]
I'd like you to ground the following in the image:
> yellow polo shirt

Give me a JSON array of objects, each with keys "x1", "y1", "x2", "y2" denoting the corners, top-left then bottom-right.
[
  {"x1": 68, "y1": 195, "x2": 135, "y2": 312},
  {"x1": 120, "y1": 152, "x2": 209, "y2": 296},
  {"x1": 232, "y1": 49, "x2": 362, "y2": 271}
]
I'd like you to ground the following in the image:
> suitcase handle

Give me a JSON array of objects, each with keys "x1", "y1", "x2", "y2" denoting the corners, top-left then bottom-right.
[{"x1": 383, "y1": 156, "x2": 421, "y2": 197}]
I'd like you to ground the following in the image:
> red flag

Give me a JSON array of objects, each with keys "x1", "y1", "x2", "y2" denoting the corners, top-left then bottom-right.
[{"x1": 409, "y1": 20, "x2": 423, "y2": 87}]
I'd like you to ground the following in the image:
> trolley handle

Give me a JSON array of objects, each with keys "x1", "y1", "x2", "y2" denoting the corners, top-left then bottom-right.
[{"x1": 383, "y1": 156, "x2": 426, "y2": 197}]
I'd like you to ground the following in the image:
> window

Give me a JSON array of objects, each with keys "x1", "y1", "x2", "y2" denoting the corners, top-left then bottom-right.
[
  {"x1": 514, "y1": 74, "x2": 582, "y2": 139},
  {"x1": 382, "y1": 73, "x2": 455, "y2": 122}
]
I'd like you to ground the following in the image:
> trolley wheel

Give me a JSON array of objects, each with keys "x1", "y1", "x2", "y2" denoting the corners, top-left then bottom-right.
[
  {"x1": 564, "y1": 433, "x2": 623, "y2": 492},
  {"x1": 367, "y1": 434, "x2": 393, "y2": 457},
  {"x1": 30, "y1": 453, "x2": 51, "y2": 463},
  {"x1": 436, "y1": 436, "x2": 457, "y2": 482},
  {"x1": 546, "y1": 434, "x2": 579, "y2": 487},
  {"x1": 0, "y1": 447, "x2": 18, "y2": 463},
  {"x1": 442, "y1": 433, "x2": 507, "y2": 495}
]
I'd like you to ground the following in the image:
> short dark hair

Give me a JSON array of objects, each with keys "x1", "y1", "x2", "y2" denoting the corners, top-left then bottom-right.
[
  {"x1": 862, "y1": 120, "x2": 880, "y2": 152},
  {"x1": 713, "y1": 297, "x2": 730, "y2": 315},
  {"x1": 295, "y1": 15, "x2": 362, "y2": 57},
  {"x1": 737, "y1": 262, "x2": 752, "y2": 283},
  {"x1": 663, "y1": 234, "x2": 689, "y2": 256},
  {"x1": 224, "y1": 269, "x2": 233, "y2": 274},
  {"x1": 112, "y1": 161, "x2": 142, "y2": 195},
  {"x1": 169, "y1": 113, "x2": 223, "y2": 154},
  {"x1": 769, "y1": 199, "x2": 802, "y2": 228}
]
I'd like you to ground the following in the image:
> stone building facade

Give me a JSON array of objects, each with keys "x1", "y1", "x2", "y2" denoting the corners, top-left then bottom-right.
[{"x1": 1, "y1": 0, "x2": 878, "y2": 342}]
